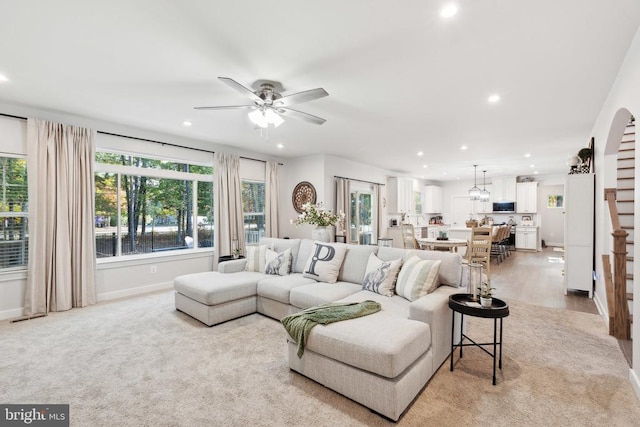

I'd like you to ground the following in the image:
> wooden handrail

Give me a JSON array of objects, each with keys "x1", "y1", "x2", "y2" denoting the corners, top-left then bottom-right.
[{"x1": 604, "y1": 187, "x2": 631, "y2": 339}]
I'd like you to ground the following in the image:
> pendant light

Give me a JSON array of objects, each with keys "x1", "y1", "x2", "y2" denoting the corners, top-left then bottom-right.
[
  {"x1": 468, "y1": 165, "x2": 481, "y2": 201},
  {"x1": 479, "y1": 170, "x2": 490, "y2": 202}
]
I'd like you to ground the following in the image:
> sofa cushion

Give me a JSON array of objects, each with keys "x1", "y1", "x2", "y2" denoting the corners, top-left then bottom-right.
[
  {"x1": 174, "y1": 271, "x2": 265, "y2": 305},
  {"x1": 289, "y1": 281, "x2": 362, "y2": 309},
  {"x1": 264, "y1": 248, "x2": 292, "y2": 276},
  {"x1": 361, "y1": 253, "x2": 402, "y2": 297},
  {"x1": 339, "y1": 290, "x2": 410, "y2": 318},
  {"x1": 377, "y1": 246, "x2": 407, "y2": 262},
  {"x1": 294, "y1": 239, "x2": 316, "y2": 273},
  {"x1": 260, "y1": 238, "x2": 302, "y2": 272},
  {"x1": 302, "y1": 242, "x2": 347, "y2": 283},
  {"x1": 404, "y1": 249, "x2": 462, "y2": 287},
  {"x1": 337, "y1": 244, "x2": 379, "y2": 284},
  {"x1": 256, "y1": 274, "x2": 317, "y2": 304},
  {"x1": 303, "y1": 311, "x2": 431, "y2": 378},
  {"x1": 245, "y1": 245, "x2": 271, "y2": 272},
  {"x1": 395, "y1": 256, "x2": 442, "y2": 301}
]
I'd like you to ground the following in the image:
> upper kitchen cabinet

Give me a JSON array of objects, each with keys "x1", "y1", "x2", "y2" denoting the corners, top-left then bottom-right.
[
  {"x1": 387, "y1": 177, "x2": 415, "y2": 213},
  {"x1": 422, "y1": 185, "x2": 443, "y2": 213},
  {"x1": 492, "y1": 176, "x2": 517, "y2": 201},
  {"x1": 516, "y1": 182, "x2": 538, "y2": 213}
]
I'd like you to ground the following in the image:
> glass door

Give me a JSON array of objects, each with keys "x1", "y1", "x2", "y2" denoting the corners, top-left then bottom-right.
[{"x1": 349, "y1": 184, "x2": 377, "y2": 245}]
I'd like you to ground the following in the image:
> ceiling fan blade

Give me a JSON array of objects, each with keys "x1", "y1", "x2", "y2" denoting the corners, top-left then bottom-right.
[
  {"x1": 194, "y1": 105, "x2": 255, "y2": 110},
  {"x1": 278, "y1": 107, "x2": 326, "y2": 125},
  {"x1": 272, "y1": 88, "x2": 328, "y2": 107},
  {"x1": 218, "y1": 77, "x2": 264, "y2": 105}
]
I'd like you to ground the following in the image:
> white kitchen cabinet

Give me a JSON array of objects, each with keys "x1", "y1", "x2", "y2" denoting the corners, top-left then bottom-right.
[
  {"x1": 492, "y1": 176, "x2": 516, "y2": 201},
  {"x1": 387, "y1": 177, "x2": 415, "y2": 213},
  {"x1": 422, "y1": 185, "x2": 443, "y2": 213},
  {"x1": 515, "y1": 227, "x2": 538, "y2": 250},
  {"x1": 564, "y1": 174, "x2": 594, "y2": 297},
  {"x1": 516, "y1": 182, "x2": 538, "y2": 213}
]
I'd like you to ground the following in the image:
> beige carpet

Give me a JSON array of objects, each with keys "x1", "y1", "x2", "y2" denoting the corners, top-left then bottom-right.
[{"x1": 1, "y1": 291, "x2": 639, "y2": 426}]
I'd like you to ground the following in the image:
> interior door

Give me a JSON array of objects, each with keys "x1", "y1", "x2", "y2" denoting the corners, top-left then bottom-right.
[{"x1": 451, "y1": 195, "x2": 474, "y2": 228}]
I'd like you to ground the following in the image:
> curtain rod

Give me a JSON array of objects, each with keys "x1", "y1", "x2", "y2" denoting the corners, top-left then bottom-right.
[
  {"x1": 334, "y1": 175, "x2": 385, "y2": 186},
  {"x1": 0, "y1": 113, "x2": 282, "y2": 165}
]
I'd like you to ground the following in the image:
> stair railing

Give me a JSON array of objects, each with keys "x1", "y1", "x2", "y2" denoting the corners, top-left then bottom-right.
[{"x1": 604, "y1": 188, "x2": 630, "y2": 339}]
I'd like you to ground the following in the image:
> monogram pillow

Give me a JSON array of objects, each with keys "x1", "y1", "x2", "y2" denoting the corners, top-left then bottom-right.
[
  {"x1": 302, "y1": 241, "x2": 348, "y2": 283},
  {"x1": 362, "y1": 253, "x2": 402, "y2": 297},
  {"x1": 264, "y1": 248, "x2": 292, "y2": 276}
]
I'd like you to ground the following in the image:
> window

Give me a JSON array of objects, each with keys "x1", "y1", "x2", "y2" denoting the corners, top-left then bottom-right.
[
  {"x1": 242, "y1": 180, "x2": 265, "y2": 244},
  {"x1": 0, "y1": 156, "x2": 28, "y2": 270},
  {"x1": 95, "y1": 152, "x2": 213, "y2": 258}
]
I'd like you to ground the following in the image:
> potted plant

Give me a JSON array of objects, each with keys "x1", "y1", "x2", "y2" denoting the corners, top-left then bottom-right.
[
  {"x1": 233, "y1": 247, "x2": 242, "y2": 259},
  {"x1": 477, "y1": 282, "x2": 495, "y2": 308}
]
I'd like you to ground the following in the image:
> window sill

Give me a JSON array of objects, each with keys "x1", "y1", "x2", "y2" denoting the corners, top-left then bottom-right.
[
  {"x1": 0, "y1": 268, "x2": 27, "y2": 282},
  {"x1": 96, "y1": 248, "x2": 215, "y2": 270}
]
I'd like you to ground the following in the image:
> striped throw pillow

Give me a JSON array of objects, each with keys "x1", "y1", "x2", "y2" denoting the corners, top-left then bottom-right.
[
  {"x1": 395, "y1": 256, "x2": 442, "y2": 301},
  {"x1": 244, "y1": 245, "x2": 270, "y2": 272}
]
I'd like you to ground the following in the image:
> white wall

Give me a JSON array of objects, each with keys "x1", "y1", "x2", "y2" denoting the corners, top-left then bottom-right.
[
  {"x1": 587, "y1": 24, "x2": 640, "y2": 398},
  {"x1": 537, "y1": 184, "x2": 565, "y2": 246}
]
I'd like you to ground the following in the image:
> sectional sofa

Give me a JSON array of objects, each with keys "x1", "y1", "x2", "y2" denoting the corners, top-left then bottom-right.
[{"x1": 174, "y1": 238, "x2": 465, "y2": 421}]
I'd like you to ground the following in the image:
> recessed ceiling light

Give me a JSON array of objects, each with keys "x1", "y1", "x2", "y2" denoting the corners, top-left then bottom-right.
[
  {"x1": 460, "y1": 145, "x2": 468, "y2": 150},
  {"x1": 423, "y1": 164, "x2": 428, "y2": 169},
  {"x1": 440, "y1": 3, "x2": 458, "y2": 18},
  {"x1": 0, "y1": 73, "x2": 8, "y2": 82},
  {"x1": 277, "y1": 143, "x2": 284, "y2": 149},
  {"x1": 421, "y1": 175, "x2": 425, "y2": 179},
  {"x1": 417, "y1": 151, "x2": 424, "y2": 156},
  {"x1": 487, "y1": 94, "x2": 501, "y2": 103},
  {"x1": 443, "y1": 172, "x2": 447, "y2": 175},
  {"x1": 530, "y1": 164, "x2": 535, "y2": 168},
  {"x1": 456, "y1": 177, "x2": 460, "y2": 180},
  {"x1": 182, "y1": 120, "x2": 192, "y2": 127},
  {"x1": 524, "y1": 153, "x2": 531, "y2": 158},
  {"x1": 534, "y1": 171, "x2": 539, "y2": 175}
]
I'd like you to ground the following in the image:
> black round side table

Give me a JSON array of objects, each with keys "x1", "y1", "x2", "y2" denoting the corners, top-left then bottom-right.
[{"x1": 449, "y1": 293, "x2": 509, "y2": 385}]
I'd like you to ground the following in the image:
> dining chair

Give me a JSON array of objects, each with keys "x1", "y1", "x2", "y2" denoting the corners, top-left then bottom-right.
[
  {"x1": 465, "y1": 226, "x2": 492, "y2": 283},
  {"x1": 401, "y1": 224, "x2": 419, "y2": 249}
]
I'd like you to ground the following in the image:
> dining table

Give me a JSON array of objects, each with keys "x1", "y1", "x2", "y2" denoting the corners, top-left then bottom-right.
[{"x1": 416, "y1": 237, "x2": 468, "y2": 252}]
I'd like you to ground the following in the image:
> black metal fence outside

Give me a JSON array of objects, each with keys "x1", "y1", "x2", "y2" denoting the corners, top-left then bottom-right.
[{"x1": 96, "y1": 229, "x2": 214, "y2": 258}]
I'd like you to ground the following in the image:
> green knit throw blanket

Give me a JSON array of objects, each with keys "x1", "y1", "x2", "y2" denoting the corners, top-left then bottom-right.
[{"x1": 281, "y1": 300, "x2": 381, "y2": 358}]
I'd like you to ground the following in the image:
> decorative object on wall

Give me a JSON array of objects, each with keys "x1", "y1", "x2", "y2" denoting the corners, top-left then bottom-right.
[
  {"x1": 292, "y1": 181, "x2": 317, "y2": 213},
  {"x1": 480, "y1": 170, "x2": 490, "y2": 202},
  {"x1": 569, "y1": 137, "x2": 594, "y2": 174},
  {"x1": 468, "y1": 165, "x2": 481, "y2": 200}
]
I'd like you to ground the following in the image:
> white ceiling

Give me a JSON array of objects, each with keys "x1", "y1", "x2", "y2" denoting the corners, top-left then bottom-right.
[{"x1": 1, "y1": 1, "x2": 639, "y2": 181}]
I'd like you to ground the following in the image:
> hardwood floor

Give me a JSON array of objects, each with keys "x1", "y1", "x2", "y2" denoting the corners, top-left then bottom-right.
[{"x1": 488, "y1": 246, "x2": 598, "y2": 315}]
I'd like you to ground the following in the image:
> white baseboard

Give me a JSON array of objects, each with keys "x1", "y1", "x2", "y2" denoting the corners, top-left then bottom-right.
[
  {"x1": 97, "y1": 281, "x2": 174, "y2": 302},
  {"x1": 545, "y1": 241, "x2": 563, "y2": 247},
  {"x1": 0, "y1": 307, "x2": 25, "y2": 322},
  {"x1": 631, "y1": 369, "x2": 640, "y2": 402},
  {"x1": 593, "y1": 293, "x2": 609, "y2": 326}
]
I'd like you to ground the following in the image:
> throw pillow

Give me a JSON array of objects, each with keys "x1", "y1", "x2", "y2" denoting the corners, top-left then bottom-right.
[
  {"x1": 264, "y1": 248, "x2": 292, "y2": 276},
  {"x1": 395, "y1": 255, "x2": 442, "y2": 301},
  {"x1": 302, "y1": 241, "x2": 348, "y2": 284},
  {"x1": 244, "y1": 245, "x2": 270, "y2": 272},
  {"x1": 361, "y1": 253, "x2": 402, "y2": 297}
]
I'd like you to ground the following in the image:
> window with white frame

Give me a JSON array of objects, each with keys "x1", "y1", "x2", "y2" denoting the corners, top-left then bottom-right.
[
  {"x1": 241, "y1": 180, "x2": 265, "y2": 245},
  {"x1": 0, "y1": 156, "x2": 28, "y2": 269},
  {"x1": 95, "y1": 152, "x2": 213, "y2": 258}
]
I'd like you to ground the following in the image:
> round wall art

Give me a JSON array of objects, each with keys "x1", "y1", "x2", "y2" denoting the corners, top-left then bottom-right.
[{"x1": 292, "y1": 181, "x2": 317, "y2": 213}]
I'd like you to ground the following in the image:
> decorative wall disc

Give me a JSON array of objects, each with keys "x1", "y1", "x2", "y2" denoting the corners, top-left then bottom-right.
[{"x1": 292, "y1": 181, "x2": 317, "y2": 213}]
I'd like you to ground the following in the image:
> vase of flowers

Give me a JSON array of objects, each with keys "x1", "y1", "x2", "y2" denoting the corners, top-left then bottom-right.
[{"x1": 291, "y1": 202, "x2": 345, "y2": 243}]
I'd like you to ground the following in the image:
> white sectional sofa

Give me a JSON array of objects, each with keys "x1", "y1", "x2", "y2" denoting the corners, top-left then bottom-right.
[{"x1": 174, "y1": 238, "x2": 464, "y2": 421}]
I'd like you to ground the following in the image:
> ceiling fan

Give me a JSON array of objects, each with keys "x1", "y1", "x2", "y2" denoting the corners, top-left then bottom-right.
[{"x1": 194, "y1": 77, "x2": 329, "y2": 127}]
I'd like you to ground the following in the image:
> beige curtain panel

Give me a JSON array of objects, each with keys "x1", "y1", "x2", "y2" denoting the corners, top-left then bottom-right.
[
  {"x1": 25, "y1": 119, "x2": 97, "y2": 315},
  {"x1": 265, "y1": 161, "x2": 279, "y2": 237},
  {"x1": 214, "y1": 153, "x2": 245, "y2": 261},
  {"x1": 335, "y1": 178, "x2": 351, "y2": 241}
]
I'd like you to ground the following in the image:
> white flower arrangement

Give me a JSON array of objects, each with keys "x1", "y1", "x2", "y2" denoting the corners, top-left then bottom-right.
[{"x1": 291, "y1": 202, "x2": 345, "y2": 227}]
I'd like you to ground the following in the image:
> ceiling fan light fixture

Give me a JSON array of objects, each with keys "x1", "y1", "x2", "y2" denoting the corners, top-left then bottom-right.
[
  {"x1": 248, "y1": 109, "x2": 268, "y2": 128},
  {"x1": 264, "y1": 108, "x2": 284, "y2": 127}
]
